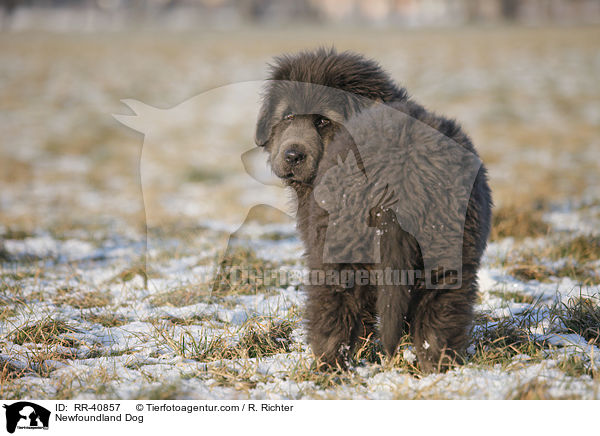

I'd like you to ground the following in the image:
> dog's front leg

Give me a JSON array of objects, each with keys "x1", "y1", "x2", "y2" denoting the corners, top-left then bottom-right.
[{"x1": 305, "y1": 281, "x2": 368, "y2": 370}]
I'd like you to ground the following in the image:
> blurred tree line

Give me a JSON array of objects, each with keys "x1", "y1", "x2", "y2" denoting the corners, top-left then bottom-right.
[{"x1": 2, "y1": 0, "x2": 599, "y2": 27}]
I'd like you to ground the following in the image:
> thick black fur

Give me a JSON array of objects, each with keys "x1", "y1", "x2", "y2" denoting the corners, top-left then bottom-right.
[{"x1": 256, "y1": 48, "x2": 492, "y2": 372}]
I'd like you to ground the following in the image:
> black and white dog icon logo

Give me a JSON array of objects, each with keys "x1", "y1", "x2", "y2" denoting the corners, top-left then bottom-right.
[{"x1": 3, "y1": 402, "x2": 50, "y2": 433}]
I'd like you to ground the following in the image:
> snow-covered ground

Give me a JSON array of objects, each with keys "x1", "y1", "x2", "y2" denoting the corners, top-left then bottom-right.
[{"x1": 1, "y1": 211, "x2": 599, "y2": 399}]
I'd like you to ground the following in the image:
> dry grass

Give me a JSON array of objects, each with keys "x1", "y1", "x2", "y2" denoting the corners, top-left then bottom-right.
[
  {"x1": 168, "y1": 317, "x2": 297, "y2": 362},
  {"x1": 53, "y1": 287, "x2": 112, "y2": 309},
  {"x1": 2, "y1": 317, "x2": 90, "y2": 380},
  {"x1": 488, "y1": 289, "x2": 536, "y2": 304},
  {"x1": 549, "y1": 236, "x2": 600, "y2": 264},
  {"x1": 556, "y1": 354, "x2": 597, "y2": 379},
  {"x1": 468, "y1": 295, "x2": 600, "y2": 384},
  {"x1": 155, "y1": 314, "x2": 214, "y2": 326},
  {"x1": 0, "y1": 228, "x2": 33, "y2": 240},
  {"x1": 507, "y1": 263, "x2": 555, "y2": 283},
  {"x1": 204, "y1": 364, "x2": 263, "y2": 391},
  {"x1": 469, "y1": 315, "x2": 547, "y2": 368},
  {"x1": 0, "y1": 360, "x2": 28, "y2": 385},
  {"x1": 211, "y1": 247, "x2": 279, "y2": 295},
  {"x1": 10, "y1": 318, "x2": 81, "y2": 347},
  {"x1": 141, "y1": 315, "x2": 300, "y2": 380},
  {"x1": 0, "y1": 293, "x2": 23, "y2": 320},
  {"x1": 50, "y1": 366, "x2": 122, "y2": 399},
  {"x1": 507, "y1": 261, "x2": 597, "y2": 284},
  {"x1": 131, "y1": 383, "x2": 187, "y2": 400},
  {"x1": 112, "y1": 264, "x2": 152, "y2": 288},
  {"x1": 508, "y1": 380, "x2": 576, "y2": 400},
  {"x1": 149, "y1": 286, "x2": 214, "y2": 307},
  {"x1": 83, "y1": 312, "x2": 129, "y2": 328},
  {"x1": 286, "y1": 359, "x2": 363, "y2": 390},
  {"x1": 0, "y1": 305, "x2": 18, "y2": 321},
  {"x1": 490, "y1": 205, "x2": 550, "y2": 241},
  {"x1": 235, "y1": 318, "x2": 296, "y2": 359},
  {"x1": 504, "y1": 235, "x2": 600, "y2": 284},
  {"x1": 556, "y1": 296, "x2": 600, "y2": 346}
]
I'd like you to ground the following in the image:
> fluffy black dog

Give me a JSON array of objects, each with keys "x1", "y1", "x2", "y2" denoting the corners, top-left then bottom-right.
[{"x1": 255, "y1": 48, "x2": 492, "y2": 372}]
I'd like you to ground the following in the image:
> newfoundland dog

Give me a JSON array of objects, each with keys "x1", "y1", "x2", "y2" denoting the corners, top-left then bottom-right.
[{"x1": 255, "y1": 48, "x2": 492, "y2": 372}]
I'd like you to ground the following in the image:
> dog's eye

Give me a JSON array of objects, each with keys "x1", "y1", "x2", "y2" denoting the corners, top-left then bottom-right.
[
  {"x1": 283, "y1": 113, "x2": 295, "y2": 121},
  {"x1": 315, "y1": 117, "x2": 330, "y2": 129}
]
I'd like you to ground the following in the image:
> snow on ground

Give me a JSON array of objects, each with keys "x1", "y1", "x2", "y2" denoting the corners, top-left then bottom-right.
[{"x1": 1, "y1": 203, "x2": 599, "y2": 399}]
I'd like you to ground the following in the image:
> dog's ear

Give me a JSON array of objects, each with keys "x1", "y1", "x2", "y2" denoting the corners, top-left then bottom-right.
[{"x1": 255, "y1": 97, "x2": 275, "y2": 147}]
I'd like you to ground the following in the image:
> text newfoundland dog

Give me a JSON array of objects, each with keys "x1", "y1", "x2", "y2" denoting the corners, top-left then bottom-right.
[{"x1": 255, "y1": 48, "x2": 492, "y2": 372}]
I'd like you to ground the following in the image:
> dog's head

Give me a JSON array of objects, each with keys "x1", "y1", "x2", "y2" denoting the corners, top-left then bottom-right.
[{"x1": 255, "y1": 48, "x2": 403, "y2": 187}]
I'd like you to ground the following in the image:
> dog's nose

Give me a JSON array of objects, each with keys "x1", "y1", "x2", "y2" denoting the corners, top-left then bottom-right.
[{"x1": 284, "y1": 149, "x2": 306, "y2": 165}]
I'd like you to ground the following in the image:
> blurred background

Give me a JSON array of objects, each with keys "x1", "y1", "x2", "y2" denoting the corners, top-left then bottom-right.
[
  {"x1": 1, "y1": 0, "x2": 599, "y2": 239},
  {"x1": 2, "y1": 0, "x2": 600, "y2": 30}
]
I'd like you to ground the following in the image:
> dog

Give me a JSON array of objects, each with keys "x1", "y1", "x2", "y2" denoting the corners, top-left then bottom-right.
[{"x1": 255, "y1": 48, "x2": 492, "y2": 372}]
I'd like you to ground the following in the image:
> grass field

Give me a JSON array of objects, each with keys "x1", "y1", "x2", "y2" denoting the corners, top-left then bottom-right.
[{"x1": 1, "y1": 25, "x2": 599, "y2": 399}]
